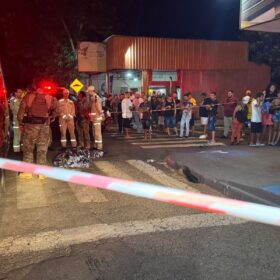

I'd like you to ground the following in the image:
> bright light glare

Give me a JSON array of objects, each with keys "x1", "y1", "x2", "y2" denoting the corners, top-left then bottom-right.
[{"x1": 126, "y1": 72, "x2": 132, "y2": 77}]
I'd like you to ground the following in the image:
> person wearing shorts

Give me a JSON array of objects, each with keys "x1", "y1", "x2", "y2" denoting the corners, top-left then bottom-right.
[
  {"x1": 206, "y1": 92, "x2": 218, "y2": 144},
  {"x1": 262, "y1": 84, "x2": 278, "y2": 145},
  {"x1": 250, "y1": 92, "x2": 265, "y2": 146},
  {"x1": 122, "y1": 92, "x2": 133, "y2": 138},
  {"x1": 164, "y1": 95, "x2": 178, "y2": 136},
  {"x1": 271, "y1": 91, "x2": 280, "y2": 145},
  {"x1": 199, "y1": 93, "x2": 209, "y2": 139}
]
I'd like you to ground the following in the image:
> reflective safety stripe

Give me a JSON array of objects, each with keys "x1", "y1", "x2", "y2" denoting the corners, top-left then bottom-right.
[
  {"x1": 61, "y1": 140, "x2": 67, "y2": 142},
  {"x1": 62, "y1": 115, "x2": 67, "y2": 119},
  {"x1": 13, "y1": 126, "x2": 19, "y2": 129},
  {"x1": 96, "y1": 117, "x2": 103, "y2": 121},
  {"x1": 95, "y1": 140, "x2": 103, "y2": 143},
  {"x1": 70, "y1": 139, "x2": 76, "y2": 142},
  {"x1": 91, "y1": 113, "x2": 97, "y2": 116},
  {"x1": 13, "y1": 145, "x2": 21, "y2": 148},
  {"x1": 68, "y1": 115, "x2": 73, "y2": 119},
  {"x1": 94, "y1": 123, "x2": 101, "y2": 126}
]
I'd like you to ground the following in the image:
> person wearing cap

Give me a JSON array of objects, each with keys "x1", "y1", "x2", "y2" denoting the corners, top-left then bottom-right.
[
  {"x1": 87, "y1": 85, "x2": 103, "y2": 150},
  {"x1": 58, "y1": 88, "x2": 77, "y2": 148},
  {"x1": 231, "y1": 96, "x2": 249, "y2": 145}
]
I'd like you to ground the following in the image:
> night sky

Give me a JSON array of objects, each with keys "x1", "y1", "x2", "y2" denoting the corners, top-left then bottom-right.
[
  {"x1": 0, "y1": 0, "x2": 241, "y2": 89},
  {"x1": 121, "y1": 0, "x2": 240, "y2": 40}
]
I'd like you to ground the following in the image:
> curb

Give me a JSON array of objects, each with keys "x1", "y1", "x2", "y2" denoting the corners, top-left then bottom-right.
[{"x1": 166, "y1": 156, "x2": 280, "y2": 207}]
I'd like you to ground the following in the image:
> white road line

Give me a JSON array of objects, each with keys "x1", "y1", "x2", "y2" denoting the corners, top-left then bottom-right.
[
  {"x1": 93, "y1": 161, "x2": 134, "y2": 180},
  {"x1": 126, "y1": 160, "x2": 198, "y2": 192},
  {"x1": 140, "y1": 143, "x2": 225, "y2": 149},
  {"x1": 0, "y1": 214, "x2": 247, "y2": 257},
  {"x1": 68, "y1": 183, "x2": 108, "y2": 203},
  {"x1": 16, "y1": 177, "x2": 48, "y2": 209},
  {"x1": 131, "y1": 140, "x2": 207, "y2": 145}
]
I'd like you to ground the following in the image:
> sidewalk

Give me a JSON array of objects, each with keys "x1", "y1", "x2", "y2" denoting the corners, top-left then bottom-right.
[{"x1": 166, "y1": 145, "x2": 280, "y2": 206}]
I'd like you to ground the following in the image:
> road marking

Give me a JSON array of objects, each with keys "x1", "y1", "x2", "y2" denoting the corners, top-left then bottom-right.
[
  {"x1": 68, "y1": 183, "x2": 108, "y2": 203},
  {"x1": 0, "y1": 213, "x2": 247, "y2": 257},
  {"x1": 93, "y1": 161, "x2": 134, "y2": 180},
  {"x1": 139, "y1": 143, "x2": 225, "y2": 149},
  {"x1": 199, "y1": 150, "x2": 229, "y2": 154},
  {"x1": 16, "y1": 177, "x2": 48, "y2": 209},
  {"x1": 126, "y1": 160, "x2": 198, "y2": 192},
  {"x1": 131, "y1": 140, "x2": 207, "y2": 145}
]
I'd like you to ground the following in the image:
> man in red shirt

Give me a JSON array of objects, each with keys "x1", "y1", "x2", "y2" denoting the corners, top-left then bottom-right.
[{"x1": 221, "y1": 90, "x2": 238, "y2": 139}]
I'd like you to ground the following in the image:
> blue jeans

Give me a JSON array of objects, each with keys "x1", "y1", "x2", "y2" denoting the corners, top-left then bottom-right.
[
  {"x1": 180, "y1": 115, "x2": 191, "y2": 137},
  {"x1": 165, "y1": 116, "x2": 176, "y2": 128},
  {"x1": 208, "y1": 116, "x2": 216, "y2": 132}
]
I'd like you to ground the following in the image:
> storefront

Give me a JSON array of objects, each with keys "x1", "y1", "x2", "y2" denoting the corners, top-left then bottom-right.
[{"x1": 82, "y1": 35, "x2": 270, "y2": 101}]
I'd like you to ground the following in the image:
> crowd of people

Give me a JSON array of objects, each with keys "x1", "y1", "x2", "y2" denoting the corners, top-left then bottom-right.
[
  {"x1": 2, "y1": 82, "x2": 280, "y2": 178},
  {"x1": 104, "y1": 83, "x2": 280, "y2": 146}
]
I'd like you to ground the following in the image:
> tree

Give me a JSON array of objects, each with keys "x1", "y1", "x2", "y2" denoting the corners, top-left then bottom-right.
[
  {"x1": 240, "y1": 31, "x2": 280, "y2": 85},
  {"x1": 0, "y1": 0, "x2": 125, "y2": 90}
]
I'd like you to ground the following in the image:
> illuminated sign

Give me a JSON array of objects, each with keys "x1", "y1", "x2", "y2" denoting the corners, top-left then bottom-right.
[{"x1": 240, "y1": 0, "x2": 280, "y2": 32}]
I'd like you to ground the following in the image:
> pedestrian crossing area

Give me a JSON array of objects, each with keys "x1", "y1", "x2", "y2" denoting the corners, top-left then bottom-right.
[
  {"x1": 109, "y1": 131, "x2": 225, "y2": 149},
  {"x1": 3, "y1": 159, "x2": 197, "y2": 210}
]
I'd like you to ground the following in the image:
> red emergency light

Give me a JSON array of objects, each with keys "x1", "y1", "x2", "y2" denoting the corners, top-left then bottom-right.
[{"x1": 39, "y1": 81, "x2": 58, "y2": 94}]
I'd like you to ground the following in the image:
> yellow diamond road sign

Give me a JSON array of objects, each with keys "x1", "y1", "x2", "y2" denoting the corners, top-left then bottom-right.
[{"x1": 70, "y1": 78, "x2": 84, "y2": 93}]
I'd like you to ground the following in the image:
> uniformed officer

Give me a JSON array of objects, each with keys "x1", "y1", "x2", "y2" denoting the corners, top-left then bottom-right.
[
  {"x1": 76, "y1": 91, "x2": 91, "y2": 149},
  {"x1": 9, "y1": 89, "x2": 22, "y2": 152},
  {"x1": 87, "y1": 86, "x2": 103, "y2": 150},
  {"x1": 58, "y1": 88, "x2": 77, "y2": 148},
  {"x1": 17, "y1": 86, "x2": 57, "y2": 179}
]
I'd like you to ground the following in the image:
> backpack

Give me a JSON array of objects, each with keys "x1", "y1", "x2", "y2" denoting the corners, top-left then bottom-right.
[
  {"x1": 28, "y1": 93, "x2": 52, "y2": 118},
  {"x1": 236, "y1": 106, "x2": 248, "y2": 123},
  {"x1": 262, "y1": 101, "x2": 270, "y2": 114}
]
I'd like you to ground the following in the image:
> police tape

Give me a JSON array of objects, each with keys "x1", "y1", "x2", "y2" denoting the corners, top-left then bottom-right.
[{"x1": 0, "y1": 157, "x2": 279, "y2": 227}]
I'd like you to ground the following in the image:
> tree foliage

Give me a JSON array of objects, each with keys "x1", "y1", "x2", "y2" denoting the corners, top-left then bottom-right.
[
  {"x1": 0, "y1": 0, "x2": 125, "y2": 90},
  {"x1": 240, "y1": 31, "x2": 280, "y2": 85}
]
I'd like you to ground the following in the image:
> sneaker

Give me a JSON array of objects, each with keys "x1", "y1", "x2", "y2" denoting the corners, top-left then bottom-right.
[
  {"x1": 199, "y1": 134, "x2": 207, "y2": 140},
  {"x1": 220, "y1": 135, "x2": 227, "y2": 139},
  {"x1": 256, "y1": 142, "x2": 265, "y2": 147},
  {"x1": 207, "y1": 140, "x2": 216, "y2": 145},
  {"x1": 249, "y1": 143, "x2": 256, "y2": 147},
  {"x1": 19, "y1": 172, "x2": 33, "y2": 179}
]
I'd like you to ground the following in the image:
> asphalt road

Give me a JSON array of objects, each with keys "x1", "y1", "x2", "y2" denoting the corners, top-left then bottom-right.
[{"x1": 0, "y1": 129, "x2": 279, "y2": 280}]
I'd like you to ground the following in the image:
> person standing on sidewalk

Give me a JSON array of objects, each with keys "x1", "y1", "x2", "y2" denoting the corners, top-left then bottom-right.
[
  {"x1": 17, "y1": 85, "x2": 57, "y2": 179},
  {"x1": 76, "y1": 91, "x2": 91, "y2": 149},
  {"x1": 180, "y1": 93, "x2": 193, "y2": 139},
  {"x1": 250, "y1": 92, "x2": 265, "y2": 147},
  {"x1": 139, "y1": 95, "x2": 152, "y2": 141},
  {"x1": 122, "y1": 92, "x2": 133, "y2": 138},
  {"x1": 164, "y1": 95, "x2": 178, "y2": 136},
  {"x1": 231, "y1": 96, "x2": 249, "y2": 145},
  {"x1": 206, "y1": 92, "x2": 218, "y2": 145},
  {"x1": 221, "y1": 90, "x2": 237, "y2": 139},
  {"x1": 88, "y1": 86, "x2": 103, "y2": 151},
  {"x1": 271, "y1": 91, "x2": 280, "y2": 145},
  {"x1": 117, "y1": 93, "x2": 124, "y2": 134},
  {"x1": 58, "y1": 88, "x2": 77, "y2": 148},
  {"x1": 9, "y1": 89, "x2": 22, "y2": 152},
  {"x1": 198, "y1": 93, "x2": 209, "y2": 140}
]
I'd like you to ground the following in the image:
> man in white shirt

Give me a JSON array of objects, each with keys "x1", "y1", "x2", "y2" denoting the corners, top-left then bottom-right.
[
  {"x1": 122, "y1": 92, "x2": 133, "y2": 138},
  {"x1": 250, "y1": 92, "x2": 265, "y2": 146}
]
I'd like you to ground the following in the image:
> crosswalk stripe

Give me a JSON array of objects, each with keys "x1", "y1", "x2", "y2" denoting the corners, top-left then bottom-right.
[
  {"x1": 139, "y1": 142, "x2": 225, "y2": 149},
  {"x1": 131, "y1": 140, "x2": 207, "y2": 145},
  {"x1": 16, "y1": 177, "x2": 48, "y2": 209},
  {"x1": 126, "y1": 160, "x2": 198, "y2": 192},
  {"x1": 93, "y1": 161, "x2": 134, "y2": 180},
  {"x1": 68, "y1": 183, "x2": 108, "y2": 203}
]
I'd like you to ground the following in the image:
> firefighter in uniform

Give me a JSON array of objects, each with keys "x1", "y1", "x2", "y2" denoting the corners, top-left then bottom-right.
[
  {"x1": 87, "y1": 86, "x2": 103, "y2": 150},
  {"x1": 76, "y1": 91, "x2": 91, "y2": 149},
  {"x1": 58, "y1": 88, "x2": 77, "y2": 148},
  {"x1": 9, "y1": 89, "x2": 22, "y2": 152},
  {"x1": 17, "y1": 86, "x2": 57, "y2": 179}
]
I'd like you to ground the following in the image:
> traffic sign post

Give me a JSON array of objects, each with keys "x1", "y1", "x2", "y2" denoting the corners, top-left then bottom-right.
[{"x1": 70, "y1": 78, "x2": 84, "y2": 93}]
